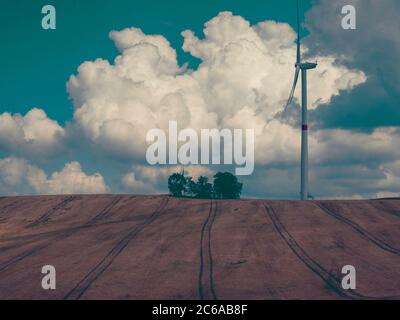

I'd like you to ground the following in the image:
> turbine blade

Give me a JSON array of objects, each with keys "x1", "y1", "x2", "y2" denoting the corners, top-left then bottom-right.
[{"x1": 284, "y1": 66, "x2": 300, "y2": 111}]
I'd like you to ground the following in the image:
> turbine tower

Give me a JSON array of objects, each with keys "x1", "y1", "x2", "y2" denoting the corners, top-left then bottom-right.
[{"x1": 285, "y1": 0, "x2": 317, "y2": 200}]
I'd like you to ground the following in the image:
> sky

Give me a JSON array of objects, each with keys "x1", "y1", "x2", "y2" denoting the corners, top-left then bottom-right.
[
  {"x1": 0, "y1": 0, "x2": 313, "y2": 124},
  {"x1": 0, "y1": 0, "x2": 399, "y2": 199}
]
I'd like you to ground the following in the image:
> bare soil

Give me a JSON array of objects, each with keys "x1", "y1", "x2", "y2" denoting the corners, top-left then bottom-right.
[{"x1": 0, "y1": 195, "x2": 399, "y2": 300}]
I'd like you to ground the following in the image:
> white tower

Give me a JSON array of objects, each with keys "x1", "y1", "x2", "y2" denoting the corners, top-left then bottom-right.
[{"x1": 284, "y1": 0, "x2": 317, "y2": 200}]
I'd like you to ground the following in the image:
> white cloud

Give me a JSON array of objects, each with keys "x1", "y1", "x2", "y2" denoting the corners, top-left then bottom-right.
[
  {"x1": 0, "y1": 158, "x2": 109, "y2": 196},
  {"x1": 312, "y1": 127, "x2": 400, "y2": 165},
  {"x1": 43, "y1": 162, "x2": 110, "y2": 195},
  {"x1": 121, "y1": 172, "x2": 150, "y2": 192},
  {"x1": 305, "y1": 0, "x2": 400, "y2": 92},
  {"x1": 0, "y1": 157, "x2": 46, "y2": 195},
  {"x1": 0, "y1": 108, "x2": 64, "y2": 158},
  {"x1": 375, "y1": 192, "x2": 400, "y2": 199},
  {"x1": 247, "y1": 161, "x2": 400, "y2": 200},
  {"x1": 182, "y1": 13, "x2": 365, "y2": 114},
  {"x1": 376, "y1": 161, "x2": 400, "y2": 191},
  {"x1": 67, "y1": 12, "x2": 366, "y2": 164}
]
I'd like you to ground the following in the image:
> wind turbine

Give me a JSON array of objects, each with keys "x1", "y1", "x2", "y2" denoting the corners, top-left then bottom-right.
[{"x1": 285, "y1": 0, "x2": 317, "y2": 200}]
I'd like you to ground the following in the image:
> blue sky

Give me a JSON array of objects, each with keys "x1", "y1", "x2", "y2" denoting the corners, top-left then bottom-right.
[
  {"x1": 0, "y1": 0, "x2": 313, "y2": 124},
  {"x1": 0, "y1": 0, "x2": 399, "y2": 199}
]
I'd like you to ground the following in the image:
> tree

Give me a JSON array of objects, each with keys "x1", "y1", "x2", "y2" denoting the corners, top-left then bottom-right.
[
  {"x1": 213, "y1": 172, "x2": 243, "y2": 199},
  {"x1": 191, "y1": 176, "x2": 213, "y2": 199},
  {"x1": 168, "y1": 171, "x2": 244, "y2": 200},
  {"x1": 168, "y1": 173, "x2": 186, "y2": 197},
  {"x1": 185, "y1": 176, "x2": 196, "y2": 197}
]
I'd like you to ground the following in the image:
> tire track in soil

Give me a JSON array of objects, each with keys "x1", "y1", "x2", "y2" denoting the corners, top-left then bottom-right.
[
  {"x1": 0, "y1": 198, "x2": 9, "y2": 207},
  {"x1": 86, "y1": 196, "x2": 124, "y2": 224},
  {"x1": 0, "y1": 198, "x2": 31, "y2": 215},
  {"x1": 28, "y1": 196, "x2": 81, "y2": 228},
  {"x1": 0, "y1": 197, "x2": 138, "y2": 246},
  {"x1": 0, "y1": 197, "x2": 142, "y2": 253},
  {"x1": 0, "y1": 196, "x2": 125, "y2": 273},
  {"x1": 316, "y1": 202, "x2": 400, "y2": 256},
  {"x1": 64, "y1": 196, "x2": 170, "y2": 300},
  {"x1": 368, "y1": 201, "x2": 400, "y2": 219},
  {"x1": 263, "y1": 202, "x2": 399, "y2": 300},
  {"x1": 198, "y1": 199, "x2": 218, "y2": 300}
]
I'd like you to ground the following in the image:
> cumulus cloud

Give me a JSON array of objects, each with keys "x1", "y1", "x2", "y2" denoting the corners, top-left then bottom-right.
[
  {"x1": 182, "y1": 13, "x2": 365, "y2": 114},
  {"x1": 312, "y1": 127, "x2": 400, "y2": 166},
  {"x1": 0, "y1": 157, "x2": 46, "y2": 196},
  {"x1": 306, "y1": 0, "x2": 400, "y2": 88},
  {"x1": 375, "y1": 191, "x2": 400, "y2": 199},
  {"x1": 0, "y1": 108, "x2": 64, "y2": 158},
  {"x1": 0, "y1": 158, "x2": 109, "y2": 196},
  {"x1": 121, "y1": 172, "x2": 150, "y2": 193},
  {"x1": 42, "y1": 162, "x2": 110, "y2": 195},
  {"x1": 376, "y1": 161, "x2": 400, "y2": 191},
  {"x1": 247, "y1": 161, "x2": 400, "y2": 200},
  {"x1": 305, "y1": 0, "x2": 400, "y2": 129},
  {"x1": 67, "y1": 11, "x2": 365, "y2": 166}
]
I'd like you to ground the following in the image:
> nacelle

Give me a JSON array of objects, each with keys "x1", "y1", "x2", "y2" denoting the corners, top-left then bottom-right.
[{"x1": 300, "y1": 62, "x2": 318, "y2": 70}]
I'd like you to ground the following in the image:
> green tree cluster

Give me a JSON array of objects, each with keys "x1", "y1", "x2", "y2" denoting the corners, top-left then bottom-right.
[{"x1": 168, "y1": 171, "x2": 243, "y2": 199}]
